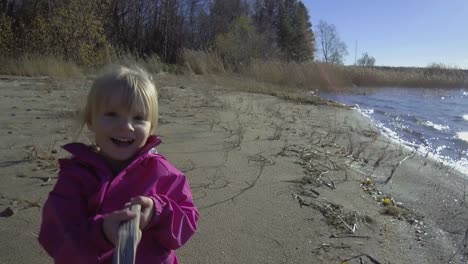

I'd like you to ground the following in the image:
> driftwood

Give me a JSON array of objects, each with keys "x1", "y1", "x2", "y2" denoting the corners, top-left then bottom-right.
[
  {"x1": 342, "y1": 254, "x2": 383, "y2": 264},
  {"x1": 113, "y1": 204, "x2": 141, "y2": 264}
]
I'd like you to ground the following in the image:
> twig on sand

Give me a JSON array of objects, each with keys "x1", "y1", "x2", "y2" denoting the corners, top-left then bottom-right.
[
  {"x1": 384, "y1": 151, "x2": 415, "y2": 184},
  {"x1": 324, "y1": 204, "x2": 355, "y2": 234},
  {"x1": 324, "y1": 174, "x2": 336, "y2": 190},
  {"x1": 24, "y1": 139, "x2": 58, "y2": 171},
  {"x1": 346, "y1": 132, "x2": 354, "y2": 156},
  {"x1": 374, "y1": 141, "x2": 391, "y2": 169},
  {"x1": 0, "y1": 159, "x2": 32, "y2": 168},
  {"x1": 224, "y1": 123, "x2": 244, "y2": 151},
  {"x1": 341, "y1": 254, "x2": 383, "y2": 264},
  {"x1": 200, "y1": 153, "x2": 274, "y2": 210},
  {"x1": 315, "y1": 243, "x2": 351, "y2": 251},
  {"x1": 448, "y1": 227, "x2": 468, "y2": 263},
  {"x1": 298, "y1": 187, "x2": 320, "y2": 198},
  {"x1": 330, "y1": 233, "x2": 370, "y2": 239},
  {"x1": 463, "y1": 177, "x2": 467, "y2": 205},
  {"x1": 302, "y1": 198, "x2": 355, "y2": 234},
  {"x1": 268, "y1": 124, "x2": 283, "y2": 140}
]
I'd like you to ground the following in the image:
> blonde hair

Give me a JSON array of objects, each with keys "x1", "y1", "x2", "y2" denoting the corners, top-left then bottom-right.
[{"x1": 77, "y1": 65, "x2": 158, "y2": 139}]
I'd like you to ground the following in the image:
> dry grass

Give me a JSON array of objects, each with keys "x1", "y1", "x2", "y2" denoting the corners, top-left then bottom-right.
[
  {"x1": 0, "y1": 52, "x2": 174, "y2": 78},
  {"x1": 181, "y1": 50, "x2": 468, "y2": 90},
  {"x1": 3, "y1": 50, "x2": 466, "y2": 91},
  {"x1": 186, "y1": 73, "x2": 340, "y2": 107},
  {"x1": 0, "y1": 55, "x2": 83, "y2": 78},
  {"x1": 346, "y1": 66, "x2": 467, "y2": 88},
  {"x1": 241, "y1": 60, "x2": 348, "y2": 91},
  {"x1": 380, "y1": 205, "x2": 411, "y2": 219},
  {"x1": 243, "y1": 61, "x2": 468, "y2": 90},
  {"x1": 180, "y1": 49, "x2": 226, "y2": 75},
  {"x1": 24, "y1": 141, "x2": 58, "y2": 172},
  {"x1": 107, "y1": 52, "x2": 173, "y2": 74}
]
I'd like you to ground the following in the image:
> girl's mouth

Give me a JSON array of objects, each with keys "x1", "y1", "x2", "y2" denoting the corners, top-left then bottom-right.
[{"x1": 110, "y1": 137, "x2": 135, "y2": 147}]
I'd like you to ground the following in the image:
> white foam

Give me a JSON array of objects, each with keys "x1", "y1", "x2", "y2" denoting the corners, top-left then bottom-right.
[
  {"x1": 457, "y1": 132, "x2": 468, "y2": 143},
  {"x1": 463, "y1": 114, "x2": 468, "y2": 121},
  {"x1": 435, "y1": 145, "x2": 447, "y2": 154},
  {"x1": 353, "y1": 105, "x2": 374, "y2": 118},
  {"x1": 353, "y1": 108, "x2": 468, "y2": 177},
  {"x1": 421, "y1": 120, "x2": 450, "y2": 131}
]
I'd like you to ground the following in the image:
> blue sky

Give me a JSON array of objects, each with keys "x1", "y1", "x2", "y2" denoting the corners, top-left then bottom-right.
[{"x1": 303, "y1": 0, "x2": 468, "y2": 68}]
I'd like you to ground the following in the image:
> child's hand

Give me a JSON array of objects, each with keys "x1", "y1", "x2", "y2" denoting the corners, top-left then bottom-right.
[
  {"x1": 128, "y1": 196, "x2": 155, "y2": 230},
  {"x1": 102, "y1": 208, "x2": 137, "y2": 245}
]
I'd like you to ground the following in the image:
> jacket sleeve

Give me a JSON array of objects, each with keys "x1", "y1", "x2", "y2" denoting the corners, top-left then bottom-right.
[
  {"x1": 144, "y1": 160, "x2": 199, "y2": 250},
  {"x1": 38, "y1": 159, "x2": 114, "y2": 264}
]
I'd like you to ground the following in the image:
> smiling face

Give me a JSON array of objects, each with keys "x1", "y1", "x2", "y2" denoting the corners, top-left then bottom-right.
[
  {"x1": 83, "y1": 65, "x2": 159, "y2": 172},
  {"x1": 89, "y1": 93, "x2": 152, "y2": 166}
]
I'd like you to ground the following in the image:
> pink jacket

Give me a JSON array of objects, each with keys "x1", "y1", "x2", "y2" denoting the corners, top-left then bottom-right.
[{"x1": 38, "y1": 136, "x2": 199, "y2": 264}]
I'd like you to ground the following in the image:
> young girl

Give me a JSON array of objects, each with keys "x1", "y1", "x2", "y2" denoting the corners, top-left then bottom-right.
[{"x1": 38, "y1": 65, "x2": 199, "y2": 264}]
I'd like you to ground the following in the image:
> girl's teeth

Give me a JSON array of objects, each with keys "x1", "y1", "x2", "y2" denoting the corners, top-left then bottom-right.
[
  {"x1": 110, "y1": 137, "x2": 134, "y2": 146},
  {"x1": 114, "y1": 137, "x2": 132, "y2": 142}
]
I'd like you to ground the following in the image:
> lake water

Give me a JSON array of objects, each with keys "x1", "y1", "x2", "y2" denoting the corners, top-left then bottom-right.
[{"x1": 320, "y1": 88, "x2": 468, "y2": 175}]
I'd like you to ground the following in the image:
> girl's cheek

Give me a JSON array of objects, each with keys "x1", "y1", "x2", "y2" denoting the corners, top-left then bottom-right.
[{"x1": 134, "y1": 121, "x2": 151, "y2": 128}]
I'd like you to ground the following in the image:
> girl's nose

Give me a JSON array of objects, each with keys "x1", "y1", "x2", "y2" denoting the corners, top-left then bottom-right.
[{"x1": 119, "y1": 118, "x2": 135, "y2": 131}]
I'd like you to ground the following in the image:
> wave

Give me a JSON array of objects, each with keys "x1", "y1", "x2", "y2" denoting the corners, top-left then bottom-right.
[
  {"x1": 353, "y1": 105, "x2": 374, "y2": 118},
  {"x1": 457, "y1": 132, "x2": 468, "y2": 143},
  {"x1": 418, "y1": 120, "x2": 450, "y2": 131},
  {"x1": 379, "y1": 124, "x2": 468, "y2": 176},
  {"x1": 354, "y1": 107, "x2": 468, "y2": 176}
]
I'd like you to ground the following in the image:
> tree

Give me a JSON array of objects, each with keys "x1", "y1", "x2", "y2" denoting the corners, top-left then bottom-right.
[
  {"x1": 252, "y1": 0, "x2": 277, "y2": 35},
  {"x1": 315, "y1": 20, "x2": 347, "y2": 64},
  {"x1": 357, "y1": 52, "x2": 375, "y2": 66},
  {"x1": 209, "y1": 0, "x2": 249, "y2": 42},
  {"x1": 276, "y1": 0, "x2": 293, "y2": 58},
  {"x1": 0, "y1": 14, "x2": 14, "y2": 57},
  {"x1": 0, "y1": 0, "x2": 319, "y2": 65},
  {"x1": 276, "y1": 0, "x2": 314, "y2": 61},
  {"x1": 290, "y1": 2, "x2": 314, "y2": 61},
  {"x1": 215, "y1": 15, "x2": 272, "y2": 67},
  {"x1": 47, "y1": 0, "x2": 112, "y2": 65},
  {"x1": 252, "y1": 0, "x2": 279, "y2": 55}
]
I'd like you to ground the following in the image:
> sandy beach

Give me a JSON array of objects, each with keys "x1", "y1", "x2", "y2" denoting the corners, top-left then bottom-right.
[{"x1": 0, "y1": 74, "x2": 467, "y2": 263}]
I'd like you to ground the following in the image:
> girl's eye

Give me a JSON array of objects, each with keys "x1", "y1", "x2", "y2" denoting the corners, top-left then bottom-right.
[{"x1": 134, "y1": 115, "x2": 146, "y2": 121}]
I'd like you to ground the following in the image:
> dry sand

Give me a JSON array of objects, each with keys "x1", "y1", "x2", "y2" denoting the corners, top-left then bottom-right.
[{"x1": 0, "y1": 74, "x2": 467, "y2": 263}]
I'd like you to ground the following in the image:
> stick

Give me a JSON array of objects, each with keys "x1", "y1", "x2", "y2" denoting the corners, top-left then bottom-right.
[
  {"x1": 113, "y1": 204, "x2": 141, "y2": 264},
  {"x1": 342, "y1": 254, "x2": 383, "y2": 264},
  {"x1": 384, "y1": 152, "x2": 415, "y2": 184},
  {"x1": 330, "y1": 234, "x2": 371, "y2": 239}
]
